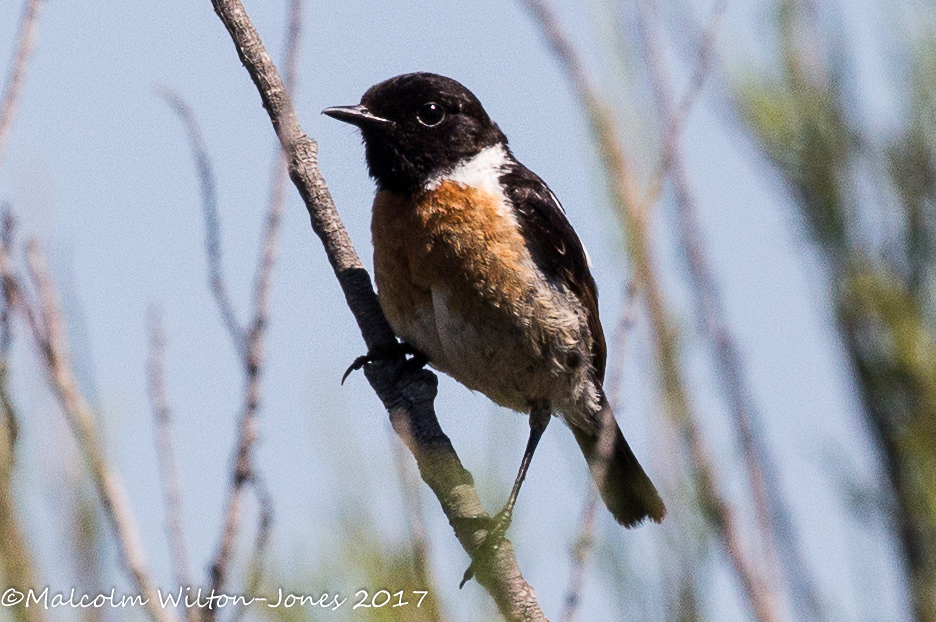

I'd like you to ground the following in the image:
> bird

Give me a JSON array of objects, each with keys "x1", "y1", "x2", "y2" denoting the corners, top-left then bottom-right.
[{"x1": 323, "y1": 72, "x2": 664, "y2": 551}]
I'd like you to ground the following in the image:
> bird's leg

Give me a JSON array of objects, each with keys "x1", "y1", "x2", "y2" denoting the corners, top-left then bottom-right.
[
  {"x1": 494, "y1": 403, "x2": 551, "y2": 534},
  {"x1": 341, "y1": 341, "x2": 428, "y2": 384},
  {"x1": 461, "y1": 402, "x2": 551, "y2": 587}
]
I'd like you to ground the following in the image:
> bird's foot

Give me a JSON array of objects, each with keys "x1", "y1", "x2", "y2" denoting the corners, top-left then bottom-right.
[
  {"x1": 459, "y1": 506, "x2": 514, "y2": 588},
  {"x1": 341, "y1": 341, "x2": 428, "y2": 384}
]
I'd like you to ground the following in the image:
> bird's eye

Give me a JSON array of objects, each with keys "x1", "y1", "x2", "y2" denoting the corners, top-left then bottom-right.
[{"x1": 416, "y1": 102, "x2": 445, "y2": 127}]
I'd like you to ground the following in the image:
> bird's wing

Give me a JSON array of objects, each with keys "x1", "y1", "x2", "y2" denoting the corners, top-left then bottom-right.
[{"x1": 500, "y1": 161, "x2": 607, "y2": 382}]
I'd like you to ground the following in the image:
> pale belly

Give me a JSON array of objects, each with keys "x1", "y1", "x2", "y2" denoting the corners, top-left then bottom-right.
[{"x1": 380, "y1": 276, "x2": 591, "y2": 414}]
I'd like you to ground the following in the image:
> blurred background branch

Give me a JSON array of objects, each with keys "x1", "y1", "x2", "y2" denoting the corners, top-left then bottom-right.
[
  {"x1": 632, "y1": 0, "x2": 825, "y2": 619},
  {"x1": 0, "y1": 0, "x2": 933, "y2": 620},
  {"x1": 0, "y1": 0, "x2": 42, "y2": 176},
  {"x1": 0, "y1": 240, "x2": 173, "y2": 622},
  {"x1": 155, "y1": 87, "x2": 244, "y2": 353},
  {"x1": 732, "y1": 1, "x2": 936, "y2": 620},
  {"x1": 231, "y1": 0, "x2": 306, "y2": 611},
  {"x1": 520, "y1": 0, "x2": 783, "y2": 620},
  {"x1": 158, "y1": 0, "x2": 308, "y2": 610},
  {"x1": 0, "y1": 210, "x2": 45, "y2": 622},
  {"x1": 147, "y1": 307, "x2": 194, "y2": 621},
  {"x1": 0, "y1": 6, "x2": 46, "y2": 614}
]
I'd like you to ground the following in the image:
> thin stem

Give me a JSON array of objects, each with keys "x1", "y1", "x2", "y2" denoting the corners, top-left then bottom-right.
[
  {"x1": 0, "y1": 0, "x2": 42, "y2": 177},
  {"x1": 640, "y1": 0, "x2": 728, "y2": 209},
  {"x1": 210, "y1": 0, "x2": 304, "y2": 607},
  {"x1": 155, "y1": 87, "x2": 243, "y2": 352},
  {"x1": 520, "y1": 1, "x2": 782, "y2": 620},
  {"x1": 560, "y1": 283, "x2": 637, "y2": 622},
  {"x1": 635, "y1": 0, "x2": 790, "y2": 609},
  {"x1": 147, "y1": 307, "x2": 193, "y2": 610},
  {"x1": 0, "y1": 241, "x2": 174, "y2": 622},
  {"x1": 391, "y1": 421, "x2": 444, "y2": 622},
  {"x1": 0, "y1": 210, "x2": 46, "y2": 622}
]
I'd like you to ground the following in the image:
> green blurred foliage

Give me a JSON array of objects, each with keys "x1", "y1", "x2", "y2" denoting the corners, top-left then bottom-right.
[
  {"x1": 260, "y1": 520, "x2": 444, "y2": 622},
  {"x1": 734, "y1": 1, "x2": 936, "y2": 620}
]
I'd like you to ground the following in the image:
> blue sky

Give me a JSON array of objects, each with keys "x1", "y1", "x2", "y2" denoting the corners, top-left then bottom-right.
[{"x1": 0, "y1": 0, "x2": 909, "y2": 620}]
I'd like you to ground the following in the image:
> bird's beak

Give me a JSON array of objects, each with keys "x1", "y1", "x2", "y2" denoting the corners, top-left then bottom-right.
[{"x1": 322, "y1": 105, "x2": 393, "y2": 128}]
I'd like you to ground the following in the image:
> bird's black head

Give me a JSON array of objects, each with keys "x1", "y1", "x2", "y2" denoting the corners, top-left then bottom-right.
[{"x1": 323, "y1": 73, "x2": 507, "y2": 194}]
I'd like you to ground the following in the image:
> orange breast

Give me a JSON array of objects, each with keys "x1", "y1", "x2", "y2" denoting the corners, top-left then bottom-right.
[{"x1": 371, "y1": 182, "x2": 537, "y2": 369}]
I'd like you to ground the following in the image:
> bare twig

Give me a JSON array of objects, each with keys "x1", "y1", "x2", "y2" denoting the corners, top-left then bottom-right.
[
  {"x1": 560, "y1": 284, "x2": 637, "y2": 622},
  {"x1": 635, "y1": 0, "x2": 788, "y2": 605},
  {"x1": 147, "y1": 307, "x2": 193, "y2": 603},
  {"x1": 229, "y1": 473, "x2": 274, "y2": 622},
  {"x1": 69, "y1": 487, "x2": 104, "y2": 622},
  {"x1": 206, "y1": 1, "x2": 547, "y2": 619},
  {"x1": 637, "y1": 1, "x2": 825, "y2": 619},
  {"x1": 603, "y1": 283, "x2": 639, "y2": 415},
  {"x1": 391, "y1": 419, "x2": 445, "y2": 622},
  {"x1": 393, "y1": 437, "x2": 434, "y2": 587},
  {"x1": 209, "y1": 0, "x2": 303, "y2": 607},
  {"x1": 640, "y1": 0, "x2": 728, "y2": 209},
  {"x1": 1, "y1": 209, "x2": 13, "y2": 357},
  {"x1": 212, "y1": 337, "x2": 277, "y2": 619},
  {"x1": 0, "y1": 0, "x2": 42, "y2": 177},
  {"x1": 157, "y1": 82, "x2": 266, "y2": 611},
  {"x1": 0, "y1": 255, "x2": 41, "y2": 351},
  {"x1": 0, "y1": 211, "x2": 15, "y2": 454},
  {"x1": 156, "y1": 87, "x2": 243, "y2": 352},
  {"x1": 520, "y1": 1, "x2": 782, "y2": 621},
  {"x1": 255, "y1": 0, "x2": 303, "y2": 326},
  {"x1": 0, "y1": 241, "x2": 174, "y2": 622},
  {"x1": 560, "y1": 488, "x2": 598, "y2": 622},
  {"x1": 0, "y1": 210, "x2": 46, "y2": 622},
  {"x1": 279, "y1": 0, "x2": 303, "y2": 96}
]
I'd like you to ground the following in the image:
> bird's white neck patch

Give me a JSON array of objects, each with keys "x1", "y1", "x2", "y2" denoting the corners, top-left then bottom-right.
[{"x1": 425, "y1": 144, "x2": 509, "y2": 196}]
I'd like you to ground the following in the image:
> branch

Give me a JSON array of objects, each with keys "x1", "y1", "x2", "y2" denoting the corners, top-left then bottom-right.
[
  {"x1": 637, "y1": 1, "x2": 828, "y2": 620},
  {"x1": 156, "y1": 83, "x2": 260, "y2": 611},
  {"x1": 146, "y1": 307, "x2": 193, "y2": 605},
  {"x1": 559, "y1": 488, "x2": 597, "y2": 622},
  {"x1": 1, "y1": 209, "x2": 14, "y2": 358},
  {"x1": 0, "y1": 0, "x2": 42, "y2": 177},
  {"x1": 391, "y1": 422, "x2": 445, "y2": 622},
  {"x1": 0, "y1": 241, "x2": 174, "y2": 622},
  {"x1": 560, "y1": 284, "x2": 637, "y2": 622},
  {"x1": 640, "y1": 0, "x2": 728, "y2": 209},
  {"x1": 155, "y1": 87, "x2": 244, "y2": 351},
  {"x1": 0, "y1": 211, "x2": 46, "y2": 622},
  {"x1": 602, "y1": 283, "x2": 638, "y2": 419},
  {"x1": 520, "y1": 1, "x2": 783, "y2": 621},
  {"x1": 229, "y1": 474, "x2": 273, "y2": 622},
  {"x1": 209, "y1": 0, "x2": 304, "y2": 605},
  {"x1": 635, "y1": 0, "x2": 788, "y2": 590},
  {"x1": 206, "y1": 1, "x2": 547, "y2": 619},
  {"x1": 237, "y1": 0, "x2": 306, "y2": 605}
]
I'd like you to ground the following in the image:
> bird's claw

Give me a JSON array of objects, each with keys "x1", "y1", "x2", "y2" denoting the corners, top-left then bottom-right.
[
  {"x1": 340, "y1": 342, "x2": 428, "y2": 384},
  {"x1": 459, "y1": 508, "x2": 514, "y2": 588},
  {"x1": 341, "y1": 354, "x2": 372, "y2": 385}
]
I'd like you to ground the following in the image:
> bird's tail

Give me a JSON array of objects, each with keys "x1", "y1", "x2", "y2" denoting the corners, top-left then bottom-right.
[{"x1": 570, "y1": 397, "x2": 665, "y2": 527}]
